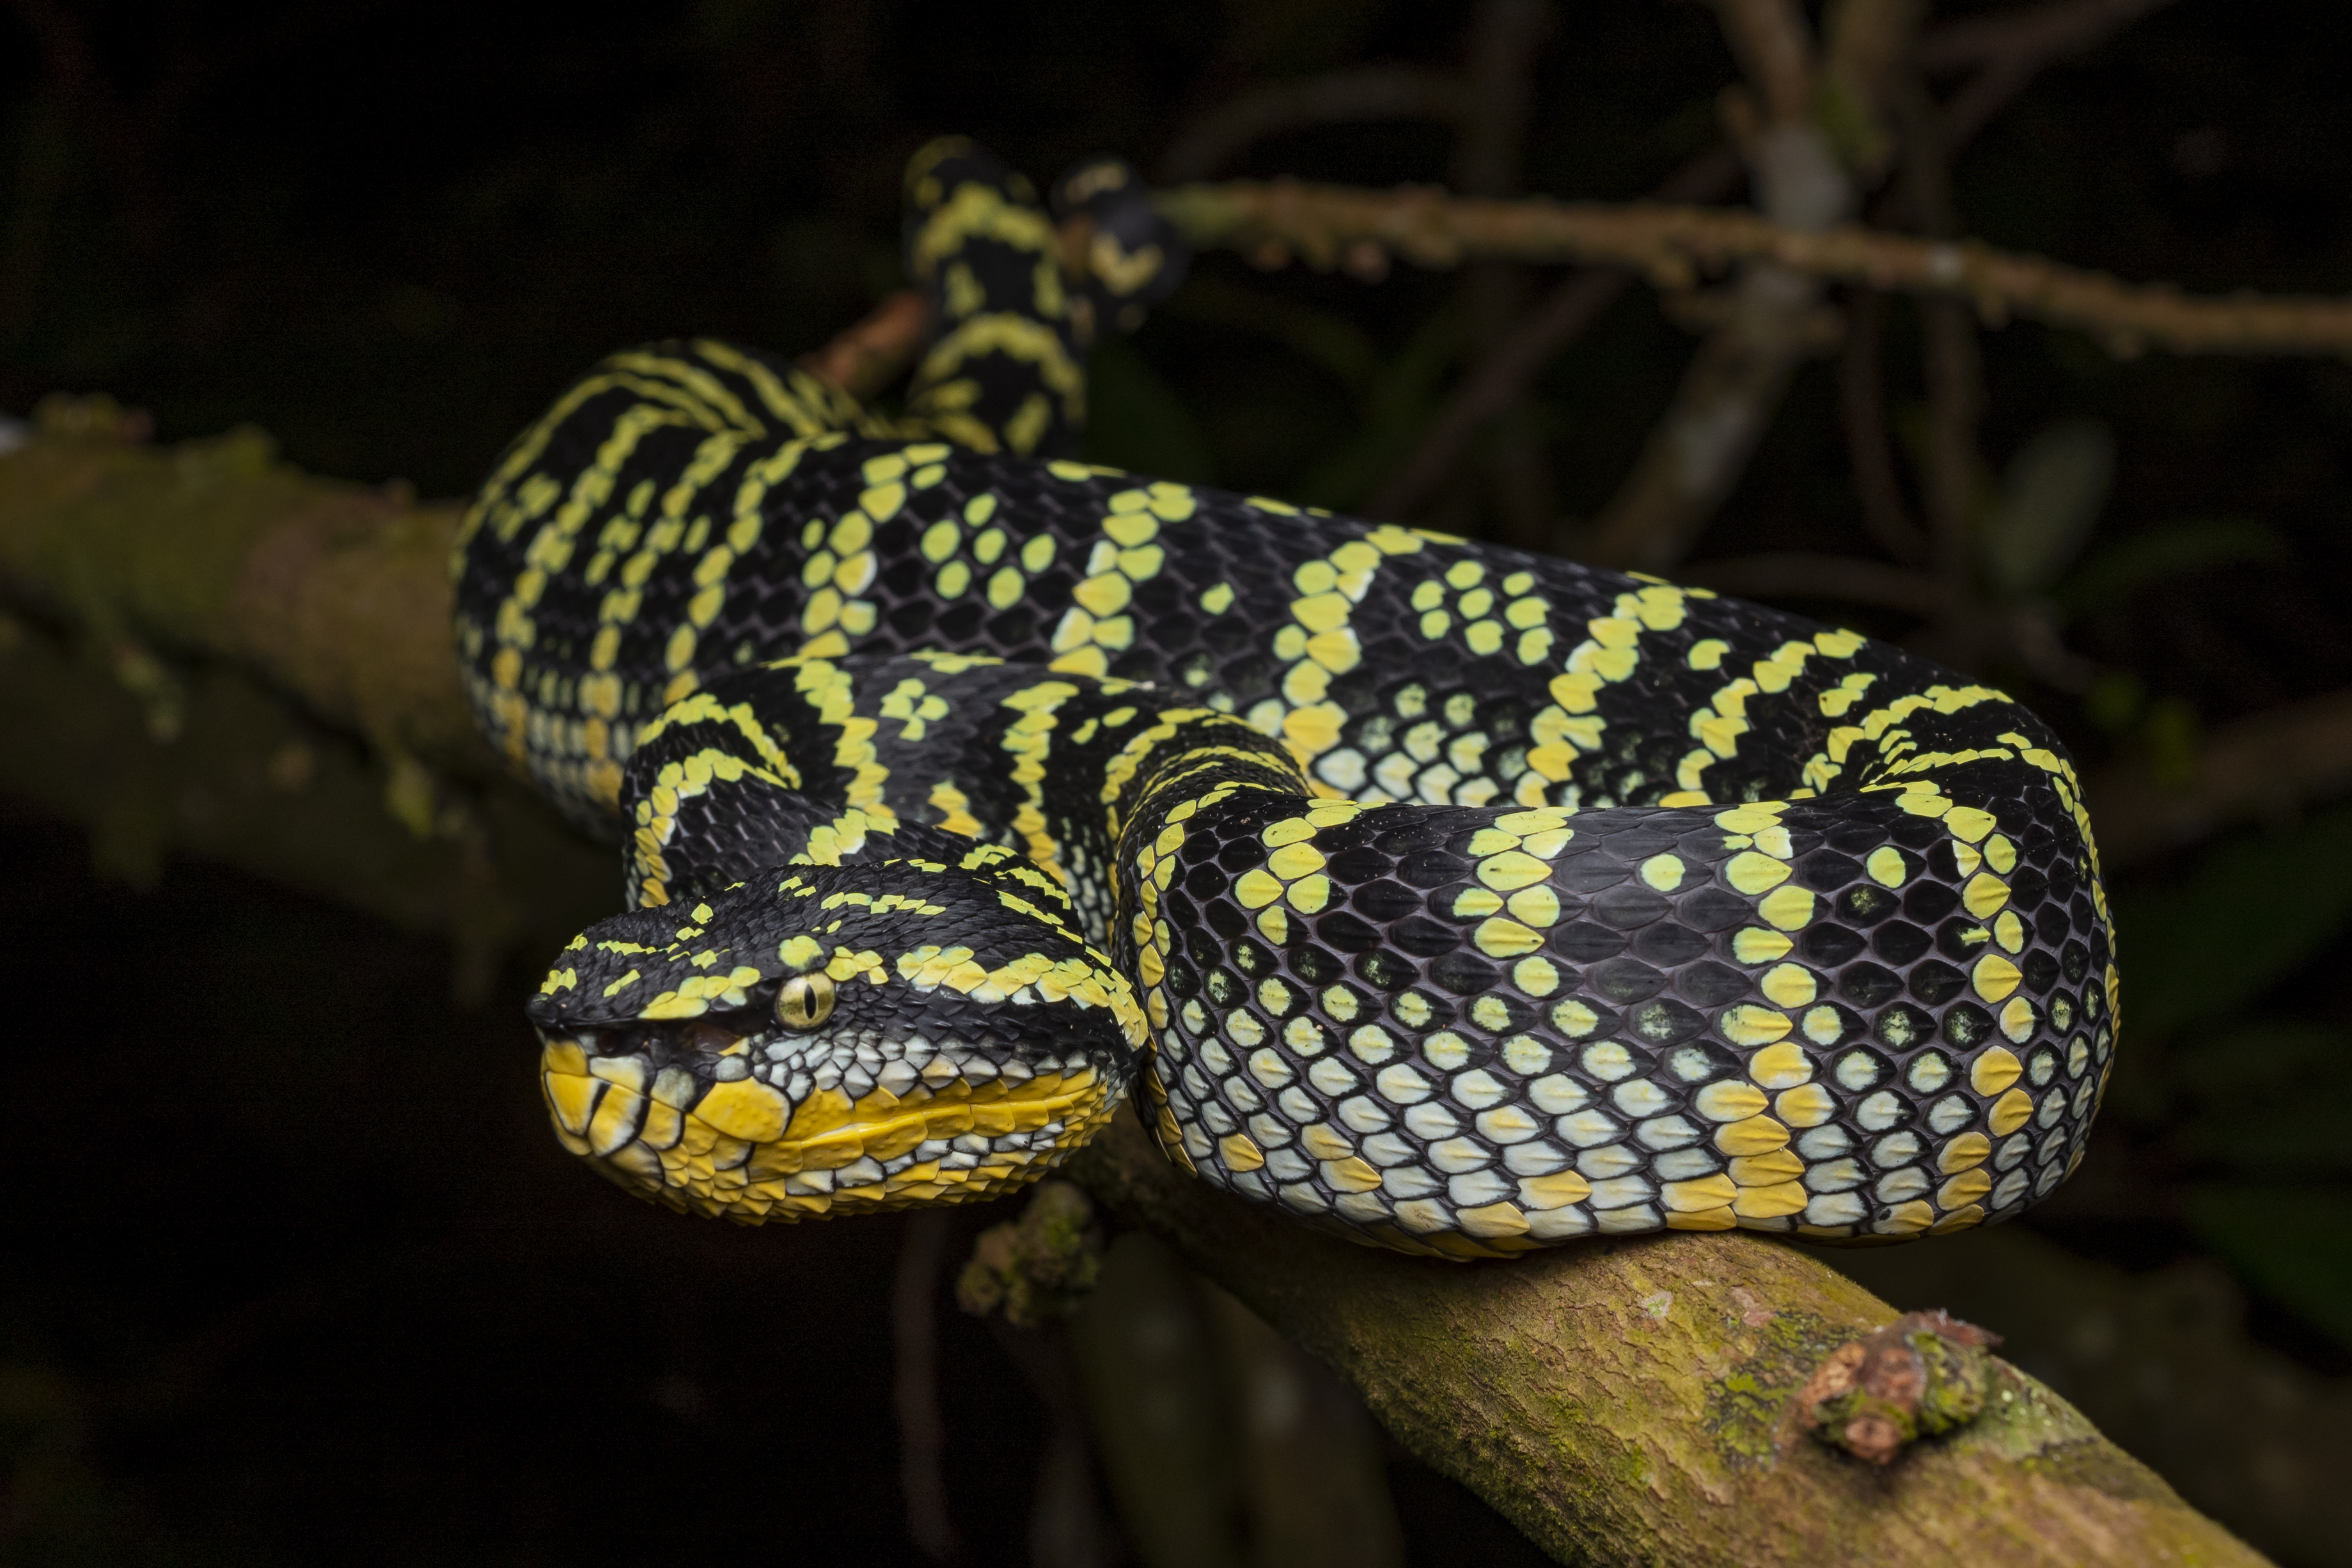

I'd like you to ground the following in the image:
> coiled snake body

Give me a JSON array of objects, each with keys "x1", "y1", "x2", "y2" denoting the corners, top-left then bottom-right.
[{"x1": 457, "y1": 141, "x2": 2115, "y2": 1258}]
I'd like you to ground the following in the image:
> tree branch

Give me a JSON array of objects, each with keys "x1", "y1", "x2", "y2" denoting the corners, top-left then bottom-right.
[
  {"x1": 801, "y1": 289, "x2": 932, "y2": 402},
  {"x1": 1713, "y1": 0, "x2": 1819, "y2": 126},
  {"x1": 1070, "y1": 1109, "x2": 2262, "y2": 1566},
  {"x1": 1361, "y1": 0, "x2": 2167, "y2": 538},
  {"x1": 1157, "y1": 180, "x2": 2352, "y2": 359},
  {"x1": 0, "y1": 414, "x2": 2276, "y2": 1568}
]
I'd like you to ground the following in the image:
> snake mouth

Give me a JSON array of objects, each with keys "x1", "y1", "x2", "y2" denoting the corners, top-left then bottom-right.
[{"x1": 537, "y1": 1023, "x2": 1125, "y2": 1221}]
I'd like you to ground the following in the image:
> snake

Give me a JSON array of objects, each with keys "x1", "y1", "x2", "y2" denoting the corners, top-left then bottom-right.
[{"x1": 453, "y1": 139, "x2": 2116, "y2": 1259}]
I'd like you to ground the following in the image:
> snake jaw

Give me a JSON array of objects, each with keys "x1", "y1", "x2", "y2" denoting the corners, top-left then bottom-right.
[{"x1": 528, "y1": 859, "x2": 1139, "y2": 1221}]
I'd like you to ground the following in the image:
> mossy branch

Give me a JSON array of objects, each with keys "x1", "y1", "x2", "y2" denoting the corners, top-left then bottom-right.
[
  {"x1": 0, "y1": 421, "x2": 2269, "y2": 1565},
  {"x1": 1070, "y1": 1110, "x2": 2260, "y2": 1567}
]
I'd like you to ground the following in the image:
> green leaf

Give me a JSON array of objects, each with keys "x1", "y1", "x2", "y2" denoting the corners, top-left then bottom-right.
[
  {"x1": 1979, "y1": 419, "x2": 2114, "y2": 599},
  {"x1": 2186, "y1": 1183, "x2": 2352, "y2": 1351},
  {"x1": 2055, "y1": 515, "x2": 2285, "y2": 616},
  {"x1": 1083, "y1": 338, "x2": 1218, "y2": 484},
  {"x1": 2113, "y1": 802, "x2": 2352, "y2": 1039}
]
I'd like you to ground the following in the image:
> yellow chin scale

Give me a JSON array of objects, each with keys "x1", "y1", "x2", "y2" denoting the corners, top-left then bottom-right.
[{"x1": 539, "y1": 1037, "x2": 1118, "y2": 1223}]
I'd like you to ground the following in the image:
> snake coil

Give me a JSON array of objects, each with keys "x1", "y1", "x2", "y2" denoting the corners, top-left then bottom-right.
[{"x1": 455, "y1": 139, "x2": 2115, "y2": 1258}]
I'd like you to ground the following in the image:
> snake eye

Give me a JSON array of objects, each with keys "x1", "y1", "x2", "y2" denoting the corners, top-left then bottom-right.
[{"x1": 774, "y1": 972, "x2": 836, "y2": 1031}]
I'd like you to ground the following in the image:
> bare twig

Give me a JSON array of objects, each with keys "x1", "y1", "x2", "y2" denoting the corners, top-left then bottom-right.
[
  {"x1": 1863, "y1": 0, "x2": 2177, "y2": 227},
  {"x1": 1920, "y1": 304, "x2": 1983, "y2": 587},
  {"x1": 1713, "y1": 0, "x2": 1817, "y2": 125},
  {"x1": 1918, "y1": 0, "x2": 2176, "y2": 74},
  {"x1": 1198, "y1": 2, "x2": 2154, "y2": 549},
  {"x1": 1451, "y1": 1, "x2": 1547, "y2": 200},
  {"x1": 800, "y1": 288, "x2": 931, "y2": 401},
  {"x1": 1156, "y1": 183, "x2": 2352, "y2": 359},
  {"x1": 893, "y1": 1209, "x2": 962, "y2": 1564},
  {"x1": 1170, "y1": 5, "x2": 2179, "y2": 568},
  {"x1": 1838, "y1": 290, "x2": 1930, "y2": 563},
  {"x1": 1822, "y1": 0, "x2": 1918, "y2": 178},
  {"x1": 1156, "y1": 67, "x2": 1469, "y2": 184},
  {"x1": 1368, "y1": 144, "x2": 1743, "y2": 524},
  {"x1": 1682, "y1": 550, "x2": 1945, "y2": 614},
  {"x1": 1927, "y1": 0, "x2": 2179, "y2": 164}
]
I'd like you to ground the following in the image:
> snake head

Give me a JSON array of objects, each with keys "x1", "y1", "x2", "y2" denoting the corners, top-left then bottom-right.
[{"x1": 524, "y1": 854, "x2": 1144, "y2": 1223}]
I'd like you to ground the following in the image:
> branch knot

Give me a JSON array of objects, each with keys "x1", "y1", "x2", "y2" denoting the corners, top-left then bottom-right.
[{"x1": 1798, "y1": 1309, "x2": 2002, "y2": 1464}]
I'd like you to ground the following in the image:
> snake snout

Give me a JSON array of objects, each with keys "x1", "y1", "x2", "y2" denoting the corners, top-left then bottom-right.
[{"x1": 528, "y1": 858, "x2": 1145, "y2": 1221}]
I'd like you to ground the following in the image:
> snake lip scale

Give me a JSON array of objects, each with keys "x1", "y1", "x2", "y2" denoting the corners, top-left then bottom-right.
[{"x1": 457, "y1": 139, "x2": 2116, "y2": 1260}]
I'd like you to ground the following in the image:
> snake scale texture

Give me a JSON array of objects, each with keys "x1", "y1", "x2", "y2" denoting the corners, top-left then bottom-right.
[{"x1": 454, "y1": 139, "x2": 2116, "y2": 1259}]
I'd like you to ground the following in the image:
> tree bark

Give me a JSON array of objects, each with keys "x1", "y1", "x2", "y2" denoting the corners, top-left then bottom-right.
[{"x1": 0, "y1": 421, "x2": 2269, "y2": 1565}]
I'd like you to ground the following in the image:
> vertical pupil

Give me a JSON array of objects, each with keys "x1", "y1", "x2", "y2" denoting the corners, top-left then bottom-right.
[{"x1": 778, "y1": 977, "x2": 827, "y2": 1028}]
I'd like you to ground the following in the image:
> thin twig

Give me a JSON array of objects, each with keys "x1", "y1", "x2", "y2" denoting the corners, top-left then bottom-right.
[
  {"x1": 1681, "y1": 551, "x2": 1946, "y2": 613},
  {"x1": 1368, "y1": 144, "x2": 1743, "y2": 522},
  {"x1": 1713, "y1": 0, "x2": 1817, "y2": 125},
  {"x1": 1452, "y1": 0, "x2": 1547, "y2": 200},
  {"x1": 1923, "y1": 0, "x2": 2178, "y2": 172},
  {"x1": 1145, "y1": 2, "x2": 2134, "y2": 196},
  {"x1": 1918, "y1": 301, "x2": 1983, "y2": 585},
  {"x1": 1823, "y1": 0, "x2": 1917, "y2": 176},
  {"x1": 1155, "y1": 68, "x2": 1468, "y2": 183},
  {"x1": 1916, "y1": 0, "x2": 2177, "y2": 75},
  {"x1": 894, "y1": 1209, "x2": 963, "y2": 1564},
  {"x1": 1156, "y1": 184, "x2": 2352, "y2": 359},
  {"x1": 1864, "y1": 2, "x2": 2177, "y2": 228},
  {"x1": 1838, "y1": 290, "x2": 1929, "y2": 563},
  {"x1": 800, "y1": 288, "x2": 931, "y2": 400}
]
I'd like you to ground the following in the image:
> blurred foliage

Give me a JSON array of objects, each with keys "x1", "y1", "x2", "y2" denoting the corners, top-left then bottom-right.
[
  {"x1": 2057, "y1": 514, "x2": 2287, "y2": 618},
  {"x1": 2108, "y1": 808, "x2": 2352, "y2": 1360},
  {"x1": 1981, "y1": 418, "x2": 2113, "y2": 600}
]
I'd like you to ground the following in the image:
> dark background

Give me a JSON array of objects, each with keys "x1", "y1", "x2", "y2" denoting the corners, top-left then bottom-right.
[{"x1": 5, "y1": 1, "x2": 2352, "y2": 1563}]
